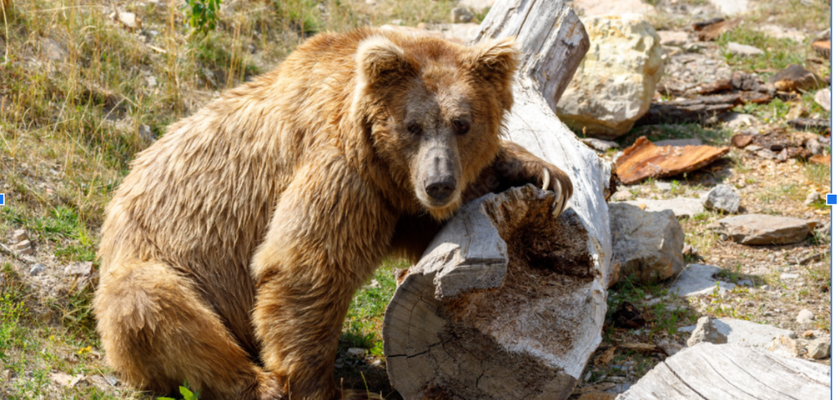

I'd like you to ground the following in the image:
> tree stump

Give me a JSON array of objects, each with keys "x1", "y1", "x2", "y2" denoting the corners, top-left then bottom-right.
[{"x1": 383, "y1": 1, "x2": 616, "y2": 399}]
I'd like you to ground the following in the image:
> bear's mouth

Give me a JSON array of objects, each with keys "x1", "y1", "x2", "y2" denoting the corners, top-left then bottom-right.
[{"x1": 415, "y1": 186, "x2": 462, "y2": 221}]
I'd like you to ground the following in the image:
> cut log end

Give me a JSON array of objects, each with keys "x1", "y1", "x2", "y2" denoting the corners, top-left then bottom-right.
[{"x1": 383, "y1": 185, "x2": 601, "y2": 400}]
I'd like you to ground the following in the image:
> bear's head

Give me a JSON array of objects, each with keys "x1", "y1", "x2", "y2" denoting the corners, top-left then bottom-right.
[{"x1": 355, "y1": 33, "x2": 520, "y2": 220}]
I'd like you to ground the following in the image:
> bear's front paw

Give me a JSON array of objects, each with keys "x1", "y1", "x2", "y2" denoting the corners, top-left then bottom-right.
[
  {"x1": 539, "y1": 167, "x2": 573, "y2": 217},
  {"x1": 254, "y1": 372, "x2": 287, "y2": 400}
]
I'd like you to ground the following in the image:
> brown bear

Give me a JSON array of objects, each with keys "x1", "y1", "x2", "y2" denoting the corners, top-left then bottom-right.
[{"x1": 93, "y1": 27, "x2": 572, "y2": 400}]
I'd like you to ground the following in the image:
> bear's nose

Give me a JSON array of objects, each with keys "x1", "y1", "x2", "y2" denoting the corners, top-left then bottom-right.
[{"x1": 425, "y1": 176, "x2": 456, "y2": 201}]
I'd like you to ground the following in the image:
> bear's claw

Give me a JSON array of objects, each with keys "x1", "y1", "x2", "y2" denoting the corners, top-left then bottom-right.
[{"x1": 542, "y1": 168, "x2": 569, "y2": 217}]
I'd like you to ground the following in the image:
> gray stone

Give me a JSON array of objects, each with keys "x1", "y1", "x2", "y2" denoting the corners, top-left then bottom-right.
[
  {"x1": 796, "y1": 309, "x2": 815, "y2": 325},
  {"x1": 346, "y1": 347, "x2": 367, "y2": 358},
  {"x1": 806, "y1": 139, "x2": 824, "y2": 156},
  {"x1": 669, "y1": 264, "x2": 735, "y2": 297},
  {"x1": 755, "y1": 148, "x2": 779, "y2": 160},
  {"x1": 700, "y1": 184, "x2": 740, "y2": 213},
  {"x1": 621, "y1": 197, "x2": 705, "y2": 219},
  {"x1": 138, "y1": 124, "x2": 154, "y2": 142},
  {"x1": 64, "y1": 262, "x2": 94, "y2": 277},
  {"x1": 29, "y1": 264, "x2": 45, "y2": 276},
  {"x1": 557, "y1": 15, "x2": 665, "y2": 138},
  {"x1": 805, "y1": 191, "x2": 821, "y2": 205},
  {"x1": 687, "y1": 317, "x2": 727, "y2": 346},
  {"x1": 657, "y1": 339, "x2": 683, "y2": 356},
  {"x1": 726, "y1": 42, "x2": 763, "y2": 56},
  {"x1": 678, "y1": 317, "x2": 794, "y2": 349},
  {"x1": 450, "y1": 7, "x2": 473, "y2": 23},
  {"x1": 815, "y1": 88, "x2": 830, "y2": 111},
  {"x1": 12, "y1": 240, "x2": 33, "y2": 255},
  {"x1": 657, "y1": 30, "x2": 689, "y2": 47},
  {"x1": 780, "y1": 273, "x2": 799, "y2": 280},
  {"x1": 807, "y1": 338, "x2": 830, "y2": 359},
  {"x1": 744, "y1": 144, "x2": 763, "y2": 152},
  {"x1": 709, "y1": 214, "x2": 813, "y2": 245},
  {"x1": 653, "y1": 138, "x2": 703, "y2": 147},
  {"x1": 609, "y1": 203, "x2": 685, "y2": 283},
  {"x1": 708, "y1": 0, "x2": 751, "y2": 15},
  {"x1": 580, "y1": 138, "x2": 618, "y2": 152}
]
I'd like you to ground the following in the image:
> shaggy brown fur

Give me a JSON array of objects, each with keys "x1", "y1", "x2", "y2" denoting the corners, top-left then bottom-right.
[{"x1": 94, "y1": 28, "x2": 572, "y2": 400}]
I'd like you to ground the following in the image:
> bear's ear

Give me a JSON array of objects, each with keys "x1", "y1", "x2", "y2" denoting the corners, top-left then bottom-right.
[
  {"x1": 356, "y1": 36, "x2": 419, "y2": 88},
  {"x1": 461, "y1": 37, "x2": 520, "y2": 87}
]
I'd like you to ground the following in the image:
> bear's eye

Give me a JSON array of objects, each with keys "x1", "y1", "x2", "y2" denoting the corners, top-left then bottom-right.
[
  {"x1": 407, "y1": 122, "x2": 422, "y2": 136},
  {"x1": 452, "y1": 120, "x2": 470, "y2": 135}
]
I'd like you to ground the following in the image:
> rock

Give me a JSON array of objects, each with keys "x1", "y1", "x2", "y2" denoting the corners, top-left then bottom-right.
[
  {"x1": 657, "y1": 30, "x2": 689, "y2": 48},
  {"x1": 730, "y1": 134, "x2": 754, "y2": 148},
  {"x1": 718, "y1": 112, "x2": 758, "y2": 128},
  {"x1": 12, "y1": 240, "x2": 33, "y2": 255},
  {"x1": 726, "y1": 42, "x2": 762, "y2": 56},
  {"x1": 815, "y1": 87, "x2": 830, "y2": 111},
  {"x1": 450, "y1": 7, "x2": 473, "y2": 23},
  {"x1": 744, "y1": 144, "x2": 763, "y2": 153},
  {"x1": 780, "y1": 273, "x2": 799, "y2": 281},
  {"x1": 708, "y1": 0, "x2": 750, "y2": 15},
  {"x1": 556, "y1": 15, "x2": 665, "y2": 138},
  {"x1": 694, "y1": 17, "x2": 742, "y2": 42},
  {"x1": 40, "y1": 38, "x2": 68, "y2": 62},
  {"x1": 796, "y1": 309, "x2": 815, "y2": 325},
  {"x1": 709, "y1": 214, "x2": 813, "y2": 245},
  {"x1": 687, "y1": 317, "x2": 727, "y2": 346},
  {"x1": 787, "y1": 118, "x2": 830, "y2": 134},
  {"x1": 50, "y1": 372, "x2": 84, "y2": 388},
  {"x1": 616, "y1": 137, "x2": 729, "y2": 185},
  {"x1": 621, "y1": 197, "x2": 705, "y2": 219},
  {"x1": 700, "y1": 184, "x2": 740, "y2": 213},
  {"x1": 678, "y1": 317, "x2": 794, "y2": 349},
  {"x1": 580, "y1": 138, "x2": 618, "y2": 152},
  {"x1": 571, "y1": 0, "x2": 655, "y2": 17},
  {"x1": 805, "y1": 191, "x2": 821, "y2": 205},
  {"x1": 653, "y1": 138, "x2": 703, "y2": 147},
  {"x1": 769, "y1": 64, "x2": 825, "y2": 92},
  {"x1": 145, "y1": 75, "x2": 158, "y2": 88},
  {"x1": 611, "y1": 189, "x2": 633, "y2": 201},
  {"x1": 669, "y1": 264, "x2": 735, "y2": 297},
  {"x1": 806, "y1": 138, "x2": 824, "y2": 156},
  {"x1": 806, "y1": 338, "x2": 830, "y2": 359},
  {"x1": 768, "y1": 334, "x2": 798, "y2": 357},
  {"x1": 759, "y1": 24, "x2": 805, "y2": 41},
  {"x1": 657, "y1": 339, "x2": 683, "y2": 356},
  {"x1": 755, "y1": 148, "x2": 779, "y2": 160},
  {"x1": 12, "y1": 229, "x2": 28, "y2": 242},
  {"x1": 29, "y1": 264, "x2": 45, "y2": 276},
  {"x1": 64, "y1": 261, "x2": 94, "y2": 277},
  {"x1": 138, "y1": 124, "x2": 154, "y2": 142},
  {"x1": 117, "y1": 11, "x2": 139, "y2": 29},
  {"x1": 458, "y1": 0, "x2": 494, "y2": 11},
  {"x1": 609, "y1": 203, "x2": 685, "y2": 283},
  {"x1": 346, "y1": 348, "x2": 367, "y2": 358}
]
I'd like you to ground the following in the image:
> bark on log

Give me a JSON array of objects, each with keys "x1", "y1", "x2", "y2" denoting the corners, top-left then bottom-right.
[{"x1": 383, "y1": 1, "x2": 616, "y2": 399}]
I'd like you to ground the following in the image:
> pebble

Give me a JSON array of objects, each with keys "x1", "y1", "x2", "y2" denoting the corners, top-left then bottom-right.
[
  {"x1": 12, "y1": 229, "x2": 28, "y2": 242},
  {"x1": 796, "y1": 309, "x2": 815, "y2": 325},
  {"x1": 29, "y1": 263, "x2": 45, "y2": 276},
  {"x1": 346, "y1": 348, "x2": 367, "y2": 358},
  {"x1": 806, "y1": 338, "x2": 830, "y2": 359},
  {"x1": 805, "y1": 191, "x2": 821, "y2": 205}
]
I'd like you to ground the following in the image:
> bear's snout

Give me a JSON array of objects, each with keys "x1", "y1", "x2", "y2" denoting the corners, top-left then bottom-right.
[{"x1": 424, "y1": 175, "x2": 456, "y2": 201}]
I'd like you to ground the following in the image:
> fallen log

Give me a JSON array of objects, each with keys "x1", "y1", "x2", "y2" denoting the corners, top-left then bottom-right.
[
  {"x1": 383, "y1": 1, "x2": 616, "y2": 399},
  {"x1": 616, "y1": 343, "x2": 830, "y2": 400},
  {"x1": 636, "y1": 93, "x2": 743, "y2": 126}
]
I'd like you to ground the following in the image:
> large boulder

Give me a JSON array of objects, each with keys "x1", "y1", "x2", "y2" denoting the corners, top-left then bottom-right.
[
  {"x1": 609, "y1": 203, "x2": 685, "y2": 283},
  {"x1": 557, "y1": 14, "x2": 665, "y2": 139}
]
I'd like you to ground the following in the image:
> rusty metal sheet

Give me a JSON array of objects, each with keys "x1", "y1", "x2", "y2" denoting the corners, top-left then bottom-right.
[{"x1": 616, "y1": 137, "x2": 730, "y2": 185}]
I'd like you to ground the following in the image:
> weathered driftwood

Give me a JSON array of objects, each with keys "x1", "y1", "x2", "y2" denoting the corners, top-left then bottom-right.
[
  {"x1": 383, "y1": 1, "x2": 616, "y2": 399},
  {"x1": 616, "y1": 343, "x2": 830, "y2": 400},
  {"x1": 637, "y1": 94, "x2": 743, "y2": 125}
]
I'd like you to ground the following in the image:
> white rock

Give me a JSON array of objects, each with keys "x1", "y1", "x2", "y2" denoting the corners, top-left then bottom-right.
[
  {"x1": 12, "y1": 240, "x2": 33, "y2": 255},
  {"x1": 669, "y1": 264, "x2": 735, "y2": 297},
  {"x1": 29, "y1": 264, "x2": 45, "y2": 276},
  {"x1": 621, "y1": 197, "x2": 705, "y2": 219},
  {"x1": 678, "y1": 318, "x2": 794, "y2": 349},
  {"x1": 727, "y1": 42, "x2": 763, "y2": 56},
  {"x1": 687, "y1": 317, "x2": 727, "y2": 346},
  {"x1": 346, "y1": 348, "x2": 367, "y2": 358},
  {"x1": 718, "y1": 112, "x2": 758, "y2": 128},
  {"x1": 807, "y1": 338, "x2": 830, "y2": 359},
  {"x1": 609, "y1": 203, "x2": 685, "y2": 283},
  {"x1": 805, "y1": 191, "x2": 821, "y2": 205},
  {"x1": 796, "y1": 309, "x2": 815, "y2": 325},
  {"x1": 815, "y1": 87, "x2": 830, "y2": 111},
  {"x1": 571, "y1": 0, "x2": 655, "y2": 17},
  {"x1": 768, "y1": 334, "x2": 798, "y2": 357},
  {"x1": 657, "y1": 30, "x2": 689, "y2": 47},
  {"x1": 580, "y1": 138, "x2": 618, "y2": 152},
  {"x1": 700, "y1": 184, "x2": 740, "y2": 213},
  {"x1": 708, "y1": 0, "x2": 751, "y2": 15},
  {"x1": 12, "y1": 229, "x2": 28, "y2": 242},
  {"x1": 64, "y1": 262, "x2": 94, "y2": 277},
  {"x1": 117, "y1": 11, "x2": 138, "y2": 29},
  {"x1": 780, "y1": 273, "x2": 799, "y2": 280},
  {"x1": 557, "y1": 15, "x2": 665, "y2": 138}
]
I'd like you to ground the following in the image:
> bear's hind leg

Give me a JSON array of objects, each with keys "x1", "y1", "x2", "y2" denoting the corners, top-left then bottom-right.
[{"x1": 94, "y1": 260, "x2": 282, "y2": 400}]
